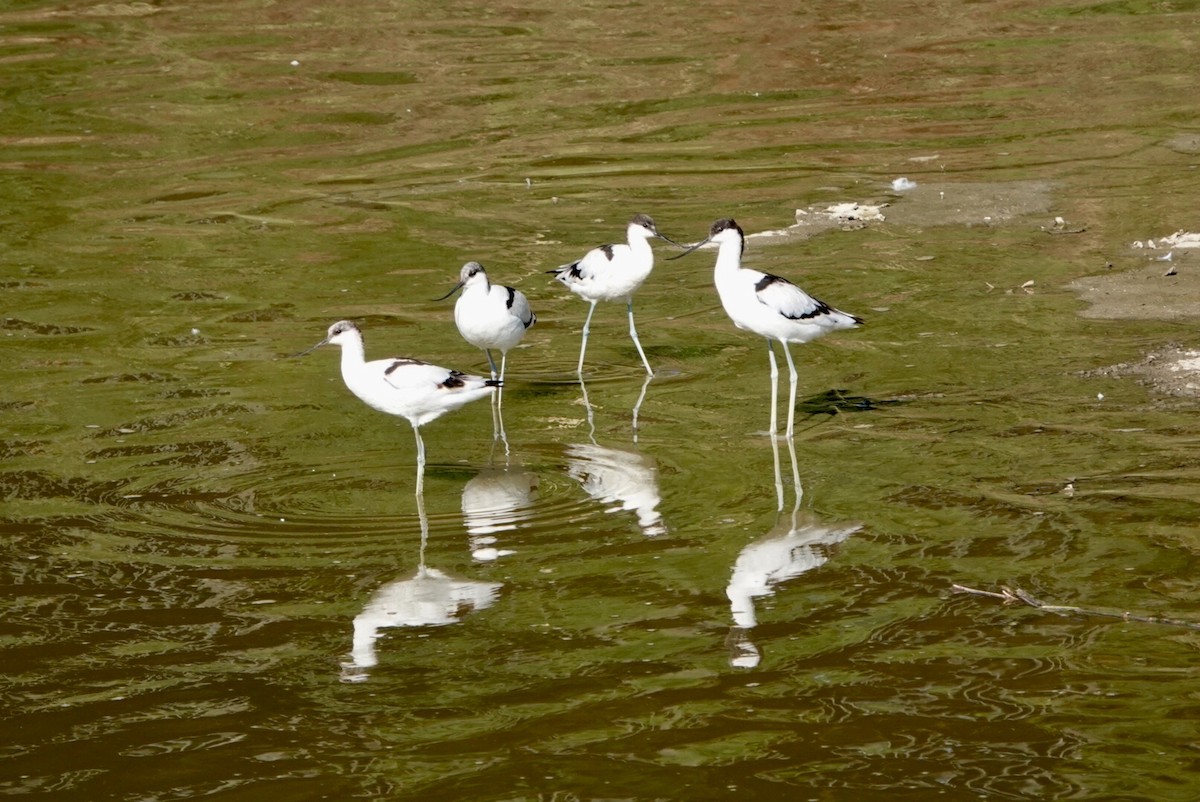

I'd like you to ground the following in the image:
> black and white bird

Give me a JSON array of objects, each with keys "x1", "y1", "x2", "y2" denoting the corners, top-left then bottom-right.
[
  {"x1": 437, "y1": 261, "x2": 535, "y2": 384},
  {"x1": 437, "y1": 262, "x2": 535, "y2": 440},
  {"x1": 672, "y1": 218, "x2": 862, "y2": 437},
  {"x1": 548, "y1": 213, "x2": 680, "y2": 376},
  {"x1": 299, "y1": 320, "x2": 497, "y2": 485}
]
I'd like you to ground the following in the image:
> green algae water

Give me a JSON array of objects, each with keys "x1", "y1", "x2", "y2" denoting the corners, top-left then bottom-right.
[{"x1": 5, "y1": 1, "x2": 1200, "y2": 799}]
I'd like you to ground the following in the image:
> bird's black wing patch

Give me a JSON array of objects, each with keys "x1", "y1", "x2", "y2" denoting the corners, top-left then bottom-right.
[
  {"x1": 755, "y1": 274, "x2": 785, "y2": 293},
  {"x1": 794, "y1": 299, "x2": 834, "y2": 320},
  {"x1": 384, "y1": 358, "x2": 427, "y2": 375},
  {"x1": 755, "y1": 273, "x2": 834, "y2": 320}
]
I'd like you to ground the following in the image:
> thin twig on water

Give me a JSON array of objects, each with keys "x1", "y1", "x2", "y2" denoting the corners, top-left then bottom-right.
[{"x1": 950, "y1": 583, "x2": 1200, "y2": 632}]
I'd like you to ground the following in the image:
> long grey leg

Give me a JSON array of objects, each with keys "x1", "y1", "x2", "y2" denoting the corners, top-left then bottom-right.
[
  {"x1": 577, "y1": 301, "x2": 598, "y2": 375},
  {"x1": 766, "y1": 339, "x2": 779, "y2": 437},
  {"x1": 781, "y1": 341, "x2": 798, "y2": 438},
  {"x1": 413, "y1": 426, "x2": 426, "y2": 495},
  {"x1": 628, "y1": 299, "x2": 652, "y2": 376}
]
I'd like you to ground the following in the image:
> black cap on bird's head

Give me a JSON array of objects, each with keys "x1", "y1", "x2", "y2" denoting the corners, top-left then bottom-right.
[
  {"x1": 630, "y1": 213, "x2": 656, "y2": 231},
  {"x1": 294, "y1": 319, "x2": 359, "y2": 357},
  {"x1": 435, "y1": 261, "x2": 489, "y2": 301},
  {"x1": 629, "y1": 213, "x2": 683, "y2": 248},
  {"x1": 709, "y1": 218, "x2": 743, "y2": 239},
  {"x1": 669, "y1": 217, "x2": 746, "y2": 260}
]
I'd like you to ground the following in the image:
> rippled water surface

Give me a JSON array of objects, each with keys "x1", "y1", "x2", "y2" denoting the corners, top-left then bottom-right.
[{"x1": 5, "y1": 0, "x2": 1200, "y2": 799}]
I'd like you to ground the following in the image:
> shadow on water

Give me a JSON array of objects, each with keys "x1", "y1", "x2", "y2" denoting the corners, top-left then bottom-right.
[{"x1": 796, "y1": 388, "x2": 909, "y2": 416}]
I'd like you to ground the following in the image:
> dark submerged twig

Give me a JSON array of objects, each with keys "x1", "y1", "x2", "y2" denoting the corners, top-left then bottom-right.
[{"x1": 951, "y1": 584, "x2": 1200, "y2": 631}]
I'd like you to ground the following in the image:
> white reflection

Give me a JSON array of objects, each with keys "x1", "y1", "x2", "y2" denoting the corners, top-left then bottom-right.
[
  {"x1": 565, "y1": 442, "x2": 666, "y2": 537},
  {"x1": 579, "y1": 374, "x2": 652, "y2": 443},
  {"x1": 726, "y1": 436, "x2": 859, "y2": 669},
  {"x1": 342, "y1": 486, "x2": 502, "y2": 682},
  {"x1": 461, "y1": 467, "x2": 537, "y2": 560},
  {"x1": 491, "y1": 390, "x2": 514, "y2": 461}
]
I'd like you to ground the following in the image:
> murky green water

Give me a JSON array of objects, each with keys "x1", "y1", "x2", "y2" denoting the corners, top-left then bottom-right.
[{"x1": 5, "y1": 0, "x2": 1200, "y2": 799}]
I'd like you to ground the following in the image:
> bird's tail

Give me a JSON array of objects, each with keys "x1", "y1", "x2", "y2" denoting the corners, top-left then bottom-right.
[{"x1": 547, "y1": 261, "x2": 581, "y2": 283}]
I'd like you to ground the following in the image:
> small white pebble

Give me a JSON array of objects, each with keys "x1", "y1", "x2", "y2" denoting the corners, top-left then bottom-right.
[{"x1": 290, "y1": 60, "x2": 300, "y2": 67}]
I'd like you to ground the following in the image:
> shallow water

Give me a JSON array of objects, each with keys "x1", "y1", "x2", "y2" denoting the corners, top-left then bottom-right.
[{"x1": 5, "y1": 0, "x2": 1200, "y2": 799}]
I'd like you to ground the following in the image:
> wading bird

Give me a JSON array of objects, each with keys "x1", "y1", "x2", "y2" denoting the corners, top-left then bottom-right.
[
  {"x1": 671, "y1": 218, "x2": 862, "y2": 437},
  {"x1": 298, "y1": 320, "x2": 497, "y2": 489},
  {"x1": 548, "y1": 214, "x2": 680, "y2": 376},
  {"x1": 436, "y1": 261, "x2": 535, "y2": 440}
]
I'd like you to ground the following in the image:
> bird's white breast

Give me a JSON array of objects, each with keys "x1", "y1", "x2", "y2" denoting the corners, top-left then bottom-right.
[{"x1": 455, "y1": 285, "x2": 527, "y2": 351}]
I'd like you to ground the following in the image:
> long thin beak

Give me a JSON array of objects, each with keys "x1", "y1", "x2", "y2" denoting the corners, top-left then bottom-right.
[
  {"x1": 655, "y1": 231, "x2": 685, "y2": 248},
  {"x1": 433, "y1": 281, "x2": 465, "y2": 302},
  {"x1": 292, "y1": 337, "x2": 330, "y2": 358},
  {"x1": 667, "y1": 236, "x2": 712, "y2": 260}
]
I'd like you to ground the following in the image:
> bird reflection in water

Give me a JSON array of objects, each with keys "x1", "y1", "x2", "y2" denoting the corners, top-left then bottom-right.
[
  {"x1": 566, "y1": 376, "x2": 666, "y2": 537},
  {"x1": 341, "y1": 489, "x2": 502, "y2": 683},
  {"x1": 725, "y1": 435, "x2": 860, "y2": 669},
  {"x1": 461, "y1": 467, "x2": 538, "y2": 561},
  {"x1": 578, "y1": 373, "x2": 652, "y2": 444},
  {"x1": 565, "y1": 442, "x2": 666, "y2": 537}
]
